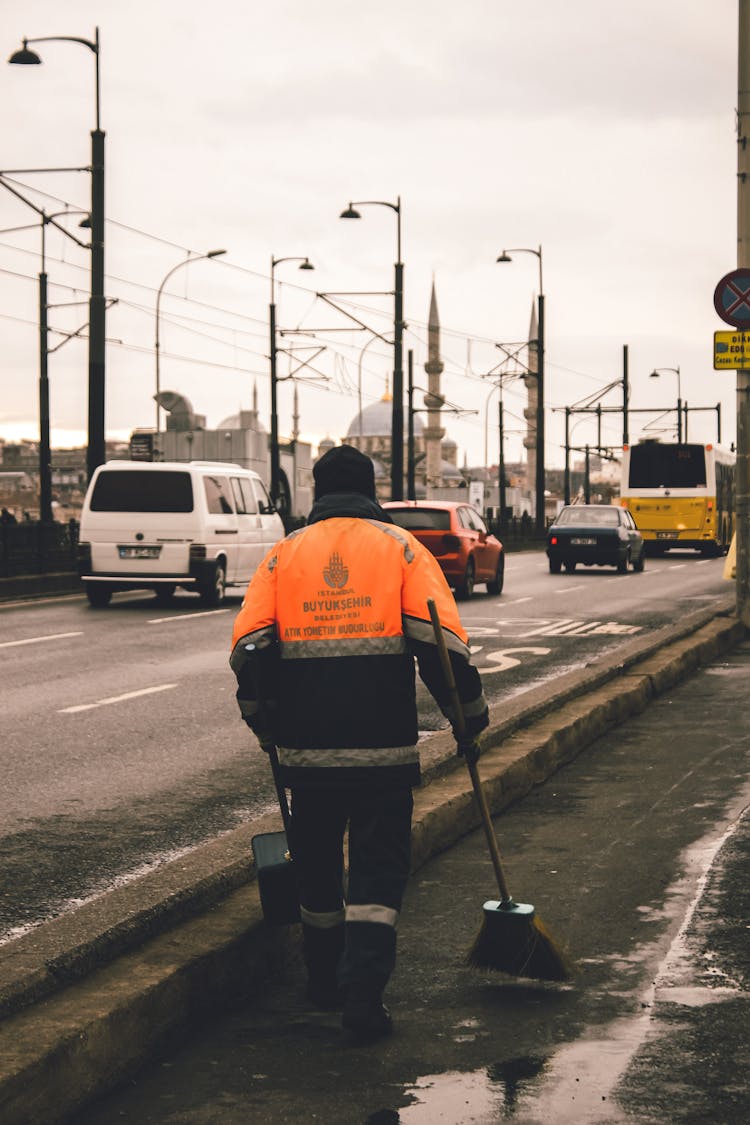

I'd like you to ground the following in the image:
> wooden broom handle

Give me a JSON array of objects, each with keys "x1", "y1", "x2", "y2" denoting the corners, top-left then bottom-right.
[{"x1": 427, "y1": 599, "x2": 512, "y2": 903}]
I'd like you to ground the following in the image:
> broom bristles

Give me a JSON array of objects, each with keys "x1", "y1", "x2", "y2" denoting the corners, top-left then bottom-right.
[{"x1": 468, "y1": 910, "x2": 571, "y2": 982}]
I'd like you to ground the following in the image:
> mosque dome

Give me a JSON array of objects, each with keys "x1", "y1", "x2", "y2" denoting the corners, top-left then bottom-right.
[
  {"x1": 346, "y1": 394, "x2": 425, "y2": 439},
  {"x1": 217, "y1": 410, "x2": 267, "y2": 434}
]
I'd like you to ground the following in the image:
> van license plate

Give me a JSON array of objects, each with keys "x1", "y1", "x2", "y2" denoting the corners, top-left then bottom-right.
[
  {"x1": 118, "y1": 545, "x2": 161, "y2": 559},
  {"x1": 570, "y1": 537, "x2": 596, "y2": 546}
]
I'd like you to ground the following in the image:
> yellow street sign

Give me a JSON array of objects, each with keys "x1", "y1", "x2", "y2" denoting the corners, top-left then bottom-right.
[{"x1": 714, "y1": 329, "x2": 750, "y2": 368}]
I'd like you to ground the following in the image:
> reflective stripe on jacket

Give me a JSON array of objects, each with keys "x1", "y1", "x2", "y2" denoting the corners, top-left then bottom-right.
[{"x1": 230, "y1": 499, "x2": 488, "y2": 787}]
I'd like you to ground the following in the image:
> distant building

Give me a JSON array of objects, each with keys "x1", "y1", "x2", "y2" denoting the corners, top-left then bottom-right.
[{"x1": 130, "y1": 387, "x2": 313, "y2": 518}]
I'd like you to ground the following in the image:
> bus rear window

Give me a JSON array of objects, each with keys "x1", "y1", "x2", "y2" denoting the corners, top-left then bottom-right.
[
  {"x1": 628, "y1": 444, "x2": 707, "y2": 489},
  {"x1": 90, "y1": 471, "x2": 194, "y2": 512}
]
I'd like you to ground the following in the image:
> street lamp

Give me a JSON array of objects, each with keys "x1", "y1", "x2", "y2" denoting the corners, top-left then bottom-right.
[
  {"x1": 269, "y1": 256, "x2": 314, "y2": 505},
  {"x1": 10, "y1": 27, "x2": 106, "y2": 483},
  {"x1": 340, "y1": 197, "x2": 404, "y2": 500},
  {"x1": 155, "y1": 250, "x2": 227, "y2": 452},
  {"x1": 497, "y1": 245, "x2": 545, "y2": 533},
  {"x1": 649, "y1": 366, "x2": 682, "y2": 442}
]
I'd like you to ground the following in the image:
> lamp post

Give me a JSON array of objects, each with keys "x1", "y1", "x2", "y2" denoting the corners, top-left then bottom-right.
[
  {"x1": 497, "y1": 245, "x2": 545, "y2": 533},
  {"x1": 340, "y1": 197, "x2": 404, "y2": 500},
  {"x1": 649, "y1": 366, "x2": 682, "y2": 442},
  {"x1": 155, "y1": 250, "x2": 226, "y2": 454},
  {"x1": 0, "y1": 208, "x2": 89, "y2": 521},
  {"x1": 10, "y1": 27, "x2": 106, "y2": 483},
  {"x1": 269, "y1": 256, "x2": 314, "y2": 505}
]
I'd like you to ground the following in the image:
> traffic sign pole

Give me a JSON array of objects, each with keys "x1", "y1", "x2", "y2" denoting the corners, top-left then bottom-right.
[{"x1": 737, "y1": 0, "x2": 750, "y2": 625}]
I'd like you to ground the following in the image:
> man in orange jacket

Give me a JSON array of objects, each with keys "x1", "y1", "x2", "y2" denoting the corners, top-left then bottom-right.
[{"x1": 230, "y1": 444, "x2": 488, "y2": 1041}]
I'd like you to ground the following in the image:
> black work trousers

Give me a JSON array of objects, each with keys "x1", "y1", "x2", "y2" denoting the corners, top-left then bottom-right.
[{"x1": 288, "y1": 782, "x2": 414, "y2": 995}]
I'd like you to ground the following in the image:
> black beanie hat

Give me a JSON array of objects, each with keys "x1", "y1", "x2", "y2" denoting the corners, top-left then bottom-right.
[{"x1": 313, "y1": 444, "x2": 376, "y2": 500}]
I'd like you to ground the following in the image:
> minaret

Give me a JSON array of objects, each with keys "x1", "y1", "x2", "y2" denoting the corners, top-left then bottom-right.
[
  {"x1": 523, "y1": 300, "x2": 538, "y2": 507},
  {"x1": 423, "y1": 281, "x2": 445, "y2": 493},
  {"x1": 292, "y1": 381, "x2": 300, "y2": 442}
]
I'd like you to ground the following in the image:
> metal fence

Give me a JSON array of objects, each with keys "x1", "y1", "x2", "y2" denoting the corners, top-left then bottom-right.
[
  {"x1": 486, "y1": 514, "x2": 547, "y2": 551},
  {"x1": 0, "y1": 520, "x2": 79, "y2": 578},
  {"x1": 0, "y1": 512, "x2": 544, "y2": 582}
]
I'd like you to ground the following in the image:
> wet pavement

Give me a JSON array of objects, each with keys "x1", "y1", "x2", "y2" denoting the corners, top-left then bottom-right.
[{"x1": 77, "y1": 642, "x2": 750, "y2": 1124}]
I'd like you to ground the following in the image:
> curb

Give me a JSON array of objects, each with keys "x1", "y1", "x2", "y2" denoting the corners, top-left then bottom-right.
[{"x1": 0, "y1": 602, "x2": 744, "y2": 1123}]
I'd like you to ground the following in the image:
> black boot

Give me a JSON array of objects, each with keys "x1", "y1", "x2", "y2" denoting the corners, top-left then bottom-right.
[
  {"x1": 303, "y1": 923, "x2": 346, "y2": 1010},
  {"x1": 342, "y1": 985, "x2": 393, "y2": 1042}
]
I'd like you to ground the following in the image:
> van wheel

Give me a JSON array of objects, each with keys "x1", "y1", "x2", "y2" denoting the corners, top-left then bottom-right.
[
  {"x1": 154, "y1": 585, "x2": 176, "y2": 606},
  {"x1": 85, "y1": 583, "x2": 112, "y2": 608},
  {"x1": 199, "y1": 563, "x2": 226, "y2": 608}
]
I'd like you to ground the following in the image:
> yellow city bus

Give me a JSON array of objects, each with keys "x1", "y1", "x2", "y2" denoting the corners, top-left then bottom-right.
[{"x1": 619, "y1": 440, "x2": 735, "y2": 556}]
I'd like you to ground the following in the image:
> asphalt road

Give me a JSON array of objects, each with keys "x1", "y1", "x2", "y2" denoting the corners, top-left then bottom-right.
[{"x1": 0, "y1": 549, "x2": 730, "y2": 942}]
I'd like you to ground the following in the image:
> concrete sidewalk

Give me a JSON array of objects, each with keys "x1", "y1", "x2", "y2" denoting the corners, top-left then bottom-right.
[{"x1": 0, "y1": 596, "x2": 744, "y2": 1124}]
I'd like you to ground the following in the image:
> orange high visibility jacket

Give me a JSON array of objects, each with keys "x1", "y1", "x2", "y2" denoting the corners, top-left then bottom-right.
[{"x1": 230, "y1": 500, "x2": 488, "y2": 787}]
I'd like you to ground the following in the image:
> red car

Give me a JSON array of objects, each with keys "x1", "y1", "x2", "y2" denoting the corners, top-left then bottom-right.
[{"x1": 383, "y1": 500, "x2": 504, "y2": 599}]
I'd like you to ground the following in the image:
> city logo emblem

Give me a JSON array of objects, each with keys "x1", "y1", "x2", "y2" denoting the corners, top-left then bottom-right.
[{"x1": 323, "y1": 551, "x2": 348, "y2": 589}]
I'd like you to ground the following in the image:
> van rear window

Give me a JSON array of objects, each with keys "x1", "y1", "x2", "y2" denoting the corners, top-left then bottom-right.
[{"x1": 90, "y1": 471, "x2": 194, "y2": 512}]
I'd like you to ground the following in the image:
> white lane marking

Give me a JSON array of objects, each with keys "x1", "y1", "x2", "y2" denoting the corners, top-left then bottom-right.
[
  {"x1": 59, "y1": 683, "x2": 178, "y2": 714},
  {"x1": 147, "y1": 609, "x2": 229, "y2": 624},
  {"x1": 0, "y1": 630, "x2": 83, "y2": 650},
  {"x1": 505, "y1": 596, "x2": 533, "y2": 605},
  {"x1": 555, "y1": 584, "x2": 585, "y2": 593},
  {"x1": 480, "y1": 646, "x2": 551, "y2": 673},
  {"x1": 668, "y1": 564, "x2": 687, "y2": 570}
]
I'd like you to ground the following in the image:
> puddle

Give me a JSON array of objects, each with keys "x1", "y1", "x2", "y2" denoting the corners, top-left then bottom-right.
[{"x1": 393, "y1": 1057, "x2": 548, "y2": 1122}]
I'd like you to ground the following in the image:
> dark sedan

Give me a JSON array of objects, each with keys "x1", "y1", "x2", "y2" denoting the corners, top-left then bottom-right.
[{"x1": 546, "y1": 504, "x2": 645, "y2": 574}]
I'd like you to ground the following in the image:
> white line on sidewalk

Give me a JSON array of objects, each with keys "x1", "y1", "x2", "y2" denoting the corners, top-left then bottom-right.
[
  {"x1": 147, "y1": 609, "x2": 229, "y2": 624},
  {"x1": 59, "y1": 683, "x2": 178, "y2": 714},
  {"x1": 0, "y1": 631, "x2": 83, "y2": 650}
]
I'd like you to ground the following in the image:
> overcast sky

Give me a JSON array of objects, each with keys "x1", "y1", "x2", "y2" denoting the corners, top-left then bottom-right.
[{"x1": 0, "y1": 0, "x2": 740, "y2": 468}]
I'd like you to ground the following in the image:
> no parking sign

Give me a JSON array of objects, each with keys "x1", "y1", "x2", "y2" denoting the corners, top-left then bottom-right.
[{"x1": 714, "y1": 268, "x2": 750, "y2": 328}]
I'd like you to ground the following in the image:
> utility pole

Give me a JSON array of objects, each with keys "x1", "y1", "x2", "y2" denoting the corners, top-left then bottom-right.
[
  {"x1": 738, "y1": 0, "x2": 750, "y2": 624},
  {"x1": 535, "y1": 293, "x2": 546, "y2": 534},
  {"x1": 498, "y1": 398, "x2": 506, "y2": 531},
  {"x1": 407, "y1": 349, "x2": 416, "y2": 500},
  {"x1": 622, "y1": 345, "x2": 629, "y2": 446}
]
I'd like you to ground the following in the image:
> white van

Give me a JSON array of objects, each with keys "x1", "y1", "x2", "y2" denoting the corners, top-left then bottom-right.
[{"x1": 78, "y1": 461, "x2": 285, "y2": 608}]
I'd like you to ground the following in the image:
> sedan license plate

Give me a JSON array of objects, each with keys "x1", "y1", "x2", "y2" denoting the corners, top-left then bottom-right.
[
  {"x1": 118, "y1": 545, "x2": 161, "y2": 559},
  {"x1": 570, "y1": 537, "x2": 596, "y2": 546}
]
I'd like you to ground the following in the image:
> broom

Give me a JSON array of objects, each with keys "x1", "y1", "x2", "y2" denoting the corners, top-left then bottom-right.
[{"x1": 427, "y1": 598, "x2": 570, "y2": 982}]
